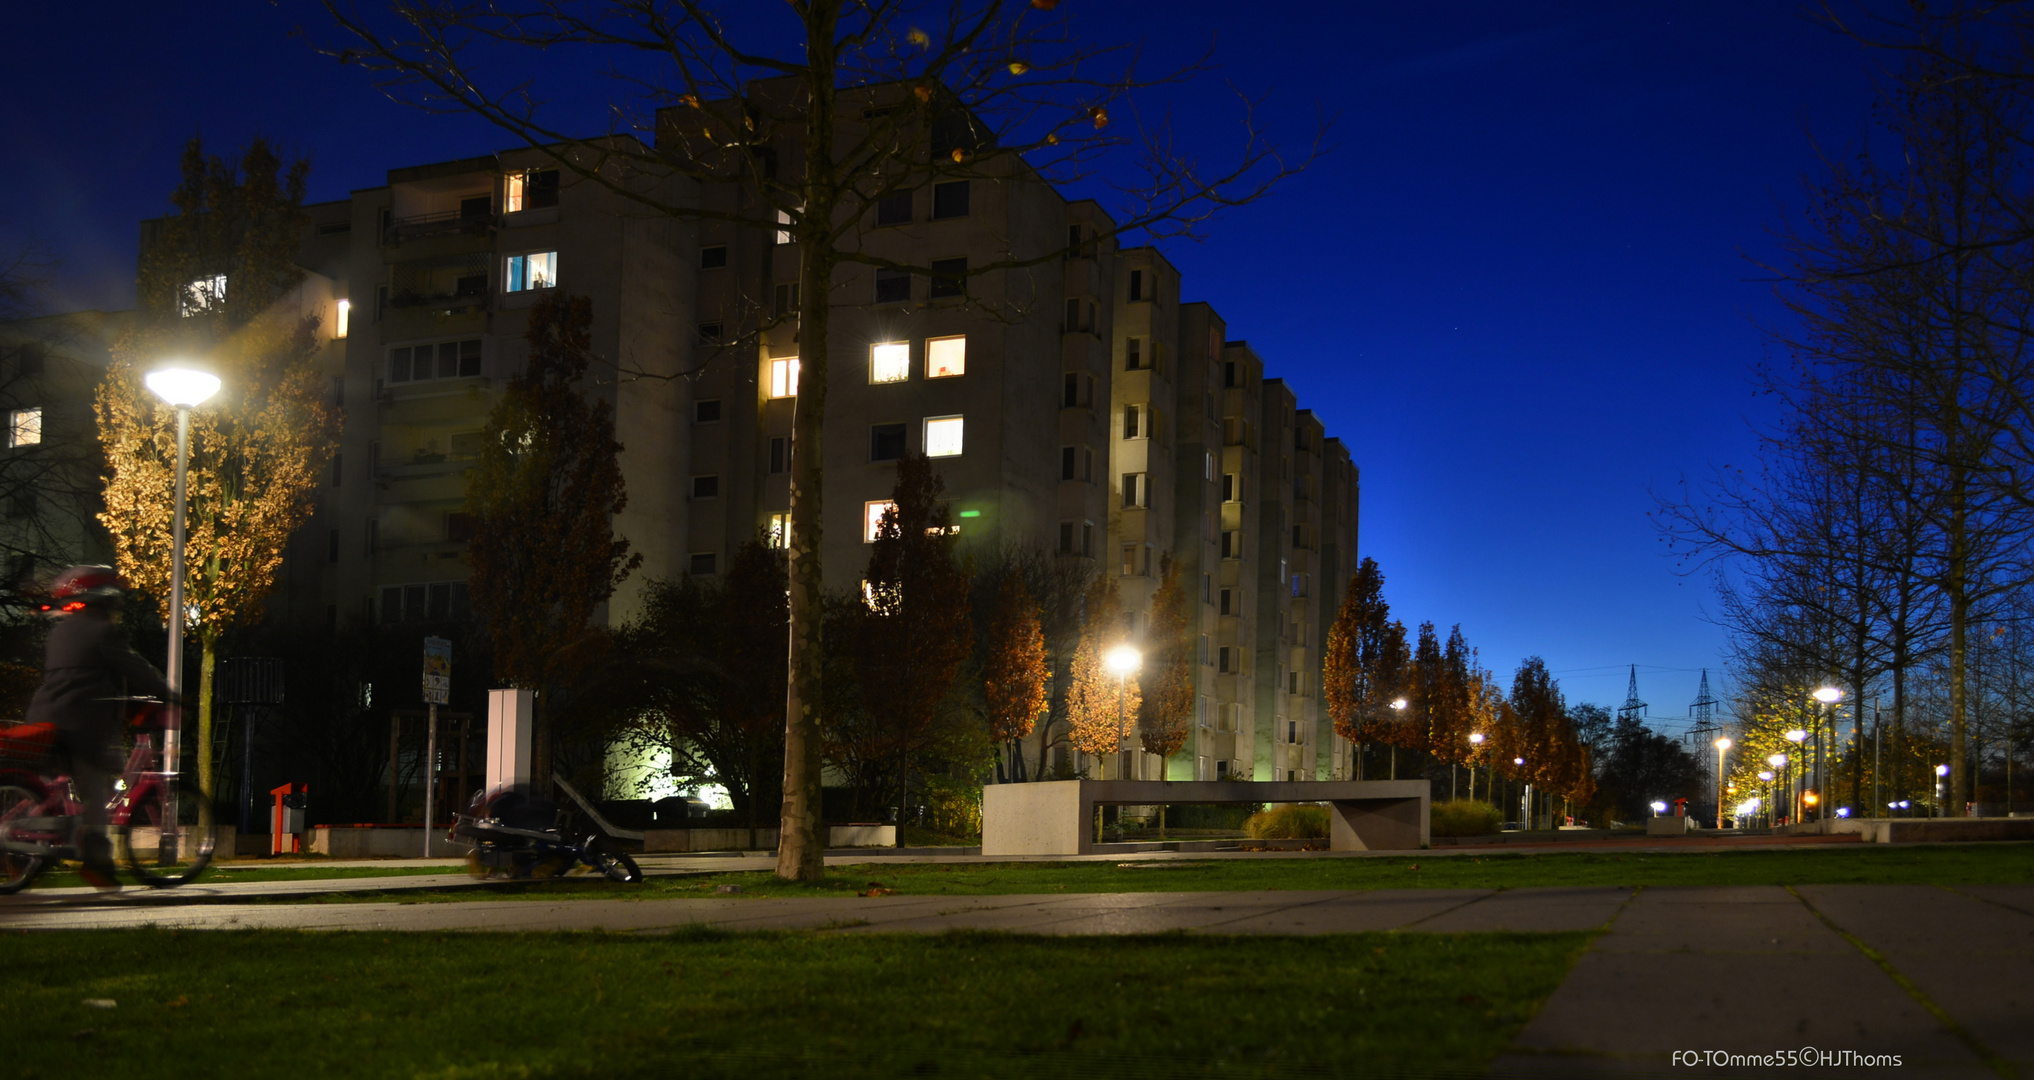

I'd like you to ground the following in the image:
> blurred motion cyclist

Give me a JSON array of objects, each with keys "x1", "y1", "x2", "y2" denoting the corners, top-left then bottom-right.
[{"x1": 25, "y1": 566, "x2": 174, "y2": 890}]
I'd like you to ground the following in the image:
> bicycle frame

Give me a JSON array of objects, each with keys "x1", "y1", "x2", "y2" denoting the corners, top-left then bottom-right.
[{"x1": 0, "y1": 732, "x2": 177, "y2": 861}]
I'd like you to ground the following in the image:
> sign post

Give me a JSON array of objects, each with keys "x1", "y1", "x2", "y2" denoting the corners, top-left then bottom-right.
[{"x1": 422, "y1": 637, "x2": 452, "y2": 858}]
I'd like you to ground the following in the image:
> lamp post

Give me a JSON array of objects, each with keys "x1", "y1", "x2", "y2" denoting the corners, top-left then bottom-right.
[
  {"x1": 1713, "y1": 737, "x2": 1732, "y2": 829},
  {"x1": 1935, "y1": 762, "x2": 1950, "y2": 817},
  {"x1": 1784, "y1": 731, "x2": 1808, "y2": 821},
  {"x1": 1386, "y1": 697, "x2": 1408, "y2": 780},
  {"x1": 1104, "y1": 645, "x2": 1141, "y2": 783},
  {"x1": 1757, "y1": 769, "x2": 1776, "y2": 828},
  {"x1": 1514, "y1": 755, "x2": 1526, "y2": 829},
  {"x1": 1813, "y1": 688, "x2": 1842, "y2": 817},
  {"x1": 1767, "y1": 752, "x2": 1789, "y2": 825},
  {"x1": 1468, "y1": 731, "x2": 1485, "y2": 803},
  {"x1": 144, "y1": 364, "x2": 221, "y2": 798}
]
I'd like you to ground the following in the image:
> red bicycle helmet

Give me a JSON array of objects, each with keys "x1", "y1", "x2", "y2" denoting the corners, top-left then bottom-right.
[{"x1": 45, "y1": 565, "x2": 126, "y2": 612}]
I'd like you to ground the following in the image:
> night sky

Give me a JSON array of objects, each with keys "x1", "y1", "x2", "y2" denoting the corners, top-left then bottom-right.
[{"x1": 1, "y1": 2, "x2": 1884, "y2": 731}]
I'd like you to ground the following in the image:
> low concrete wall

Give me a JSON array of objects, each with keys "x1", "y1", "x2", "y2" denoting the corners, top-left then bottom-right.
[
  {"x1": 983, "y1": 779, "x2": 1429, "y2": 857},
  {"x1": 642, "y1": 825, "x2": 897, "y2": 853},
  {"x1": 1836, "y1": 817, "x2": 2034, "y2": 843},
  {"x1": 307, "y1": 826, "x2": 471, "y2": 858},
  {"x1": 1645, "y1": 817, "x2": 1696, "y2": 836}
]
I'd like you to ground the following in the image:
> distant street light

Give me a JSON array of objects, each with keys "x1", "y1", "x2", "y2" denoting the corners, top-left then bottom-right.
[
  {"x1": 145, "y1": 361, "x2": 221, "y2": 857},
  {"x1": 1811, "y1": 689, "x2": 1841, "y2": 821},
  {"x1": 1713, "y1": 737, "x2": 1732, "y2": 829},
  {"x1": 1468, "y1": 732, "x2": 1485, "y2": 803},
  {"x1": 1935, "y1": 763, "x2": 1950, "y2": 817},
  {"x1": 1812, "y1": 687, "x2": 1843, "y2": 704},
  {"x1": 1649, "y1": 800, "x2": 1668, "y2": 816},
  {"x1": 1104, "y1": 645, "x2": 1141, "y2": 783}
]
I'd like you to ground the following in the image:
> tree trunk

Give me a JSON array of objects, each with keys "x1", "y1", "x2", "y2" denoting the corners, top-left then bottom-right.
[
  {"x1": 775, "y1": 3, "x2": 842, "y2": 882},
  {"x1": 197, "y1": 637, "x2": 218, "y2": 798}
]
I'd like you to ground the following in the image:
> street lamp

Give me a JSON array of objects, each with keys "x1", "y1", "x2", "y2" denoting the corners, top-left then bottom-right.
[
  {"x1": 1468, "y1": 731, "x2": 1485, "y2": 803},
  {"x1": 1514, "y1": 755, "x2": 1527, "y2": 828},
  {"x1": 1758, "y1": 768, "x2": 1776, "y2": 828},
  {"x1": 1935, "y1": 763, "x2": 1950, "y2": 817},
  {"x1": 1713, "y1": 736, "x2": 1732, "y2": 829},
  {"x1": 1784, "y1": 730, "x2": 1808, "y2": 823},
  {"x1": 145, "y1": 364, "x2": 220, "y2": 790},
  {"x1": 1812, "y1": 688, "x2": 1841, "y2": 819},
  {"x1": 1104, "y1": 644, "x2": 1141, "y2": 782}
]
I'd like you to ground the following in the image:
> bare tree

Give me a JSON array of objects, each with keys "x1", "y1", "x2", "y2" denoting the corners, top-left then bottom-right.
[{"x1": 319, "y1": 0, "x2": 1321, "y2": 878}]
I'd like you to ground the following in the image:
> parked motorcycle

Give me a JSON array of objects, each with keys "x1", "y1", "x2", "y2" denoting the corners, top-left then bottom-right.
[{"x1": 450, "y1": 784, "x2": 643, "y2": 883}]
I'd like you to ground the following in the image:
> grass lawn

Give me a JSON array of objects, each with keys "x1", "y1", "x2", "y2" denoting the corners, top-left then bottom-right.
[
  {"x1": 263, "y1": 841, "x2": 2034, "y2": 904},
  {"x1": 4, "y1": 928, "x2": 1587, "y2": 1079}
]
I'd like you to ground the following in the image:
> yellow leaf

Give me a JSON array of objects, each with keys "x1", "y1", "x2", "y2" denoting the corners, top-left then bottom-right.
[{"x1": 1007, "y1": 61, "x2": 1029, "y2": 76}]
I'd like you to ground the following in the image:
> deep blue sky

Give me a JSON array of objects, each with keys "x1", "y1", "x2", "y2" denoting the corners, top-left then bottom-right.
[{"x1": 2, "y1": 2, "x2": 1885, "y2": 731}]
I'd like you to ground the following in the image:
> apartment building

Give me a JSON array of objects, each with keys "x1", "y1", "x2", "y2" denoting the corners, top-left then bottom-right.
[
  {"x1": 68, "y1": 90, "x2": 1359, "y2": 785},
  {"x1": 0, "y1": 310, "x2": 127, "y2": 585}
]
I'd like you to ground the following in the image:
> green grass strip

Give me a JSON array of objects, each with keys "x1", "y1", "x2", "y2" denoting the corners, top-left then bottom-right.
[
  {"x1": 3, "y1": 927, "x2": 1590, "y2": 1079},
  {"x1": 1787, "y1": 886, "x2": 2013, "y2": 1080}
]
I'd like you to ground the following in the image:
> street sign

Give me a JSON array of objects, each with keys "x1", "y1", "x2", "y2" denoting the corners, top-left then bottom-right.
[{"x1": 423, "y1": 636, "x2": 452, "y2": 705}]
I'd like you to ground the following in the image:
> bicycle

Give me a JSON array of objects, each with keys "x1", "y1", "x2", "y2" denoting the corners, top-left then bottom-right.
[{"x1": 0, "y1": 699, "x2": 217, "y2": 893}]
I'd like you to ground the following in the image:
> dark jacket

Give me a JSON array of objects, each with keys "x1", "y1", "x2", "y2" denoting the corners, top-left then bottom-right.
[{"x1": 25, "y1": 609, "x2": 173, "y2": 732}]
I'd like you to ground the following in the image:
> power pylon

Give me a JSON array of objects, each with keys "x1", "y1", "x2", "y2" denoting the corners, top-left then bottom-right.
[{"x1": 1618, "y1": 664, "x2": 1648, "y2": 725}]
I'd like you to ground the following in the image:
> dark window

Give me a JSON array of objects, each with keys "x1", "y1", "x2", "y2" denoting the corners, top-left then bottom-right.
[
  {"x1": 1066, "y1": 223, "x2": 1083, "y2": 256},
  {"x1": 1124, "y1": 404, "x2": 1142, "y2": 439},
  {"x1": 1062, "y1": 373, "x2": 1080, "y2": 407},
  {"x1": 1222, "y1": 474, "x2": 1237, "y2": 501},
  {"x1": 1129, "y1": 269, "x2": 1144, "y2": 301},
  {"x1": 330, "y1": 454, "x2": 342, "y2": 488},
  {"x1": 769, "y1": 436, "x2": 790, "y2": 474},
  {"x1": 454, "y1": 273, "x2": 487, "y2": 297},
  {"x1": 331, "y1": 376, "x2": 345, "y2": 407},
  {"x1": 875, "y1": 192, "x2": 912, "y2": 226},
  {"x1": 874, "y1": 269, "x2": 911, "y2": 304},
  {"x1": 1082, "y1": 521, "x2": 1094, "y2": 557},
  {"x1": 774, "y1": 282, "x2": 801, "y2": 315},
  {"x1": 689, "y1": 553, "x2": 718, "y2": 576},
  {"x1": 694, "y1": 399, "x2": 722, "y2": 424},
  {"x1": 1060, "y1": 446, "x2": 1076, "y2": 481},
  {"x1": 448, "y1": 512, "x2": 476, "y2": 542},
  {"x1": 932, "y1": 181, "x2": 970, "y2": 219},
  {"x1": 1220, "y1": 588, "x2": 1235, "y2": 615},
  {"x1": 699, "y1": 245, "x2": 728, "y2": 269},
  {"x1": 929, "y1": 257, "x2": 966, "y2": 300},
  {"x1": 1222, "y1": 531, "x2": 1240, "y2": 559},
  {"x1": 1058, "y1": 521, "x2": 1075, "y2": 554},
  {"x1": 16, "y1": 343, "x2": 45, "y2": 377},
  {"x1": 1224, "y1": 360, "x2": 1239, "y2": 388},
  {"x1": 1064, "y1": 298, "x2": 1080, "y2": 332},
  {"x1": 1125, "y1": 338, "x2": 1142, "y2": 370},
  {"x1": 405, "y1": 584, "x2": 427, "y2": 621},
  {"x1": 870, "y1": 423, "x2": 907, "y2": 462},
  {"x1": 697, "y1": 322, "x2": 723, "y2": 346},
  {"x1": 366, "y1": 518, "x2": 378, "y2": 555},
  {"x1": 1219, "y1": 646, "x2": 1232, "y2": 673},
  {"x1": 526, "y1": 170, "x2": 560, "y2": 209},
  {"x1": 1083, "y1": 447, "x2": 1094, "y2": 482},
  {"x1": 327, "y1": 529, "x2": 340, "y2": 564},
  {"x1": 425, "y1": 582, "x2": 452, "y2": 621},
  {"x1": 460, "y1": 195, "x2": 492, "y2": 218},
  {"x1": 692, "y1": 475, "x2": 720, "y2": 499},
  {"x1": 1293, "y1": 524, "x2": 1304, "y2": 548}
]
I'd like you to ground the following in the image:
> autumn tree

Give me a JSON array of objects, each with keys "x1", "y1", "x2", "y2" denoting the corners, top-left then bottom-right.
[
  {"x1": 1138, "y1": 554, "x2": 1194, "y2": 772},
  {"x1": 97, "y1": 137, "x2": 338, "y2": 801},
  {"x1": 466, "y1": 293, "x2": 642, "y2": 781},
  {"x1": 323, "y1": 0, "x2": 1317, "y2": 880},
  {"x1": 979, "y1": 570, "x2": 1048, "y2": 783},
  {"x1": 1323, "y1": 556, "x2": 1409, "y2": 779},
  {"x1": 1066, "y1": 574, "x2": 1140, "y2": 776}
]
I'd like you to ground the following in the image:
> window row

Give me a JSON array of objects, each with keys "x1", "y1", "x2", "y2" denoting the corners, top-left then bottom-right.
[
  {"x1": 389, "y1": 338, "x2": 483, "y2": 383},
  {"x1": 868, "y1": 336, "x2": 966, "y2": 383},
  {"x1": 874, "y1": 258, "x2": 967, "y2": 304},
  {"x1": 873, "y1": 180, "x2": 972, "y2": 226},
  {"x1": 377, "y1": 580, "x2": 472, "y2": 624}
]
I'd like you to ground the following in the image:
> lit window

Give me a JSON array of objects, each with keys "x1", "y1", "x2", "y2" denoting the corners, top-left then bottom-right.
[
  {"x1": 179, "y1": 274, "x2": 226, "y2": 317},
  {"x1": 926, "y1": 335, "x2": 965, "y2": 378},
  {"x1": 768, "y1": 513, "x2": 792, "y2": 549},
  {"x1": 870, "y1": 342, "x2": 910, "y2": 383},
  {"x1": 504, "y1": 169, "x2": 558, "y2": 213},
  {"x1": 923, "y1": 415, "x2": 964, "y2": 458},
  {"x1": 7, "y1": 408, "x2": 41, "y2": 448},
  {"x1": 769, "y1": 356, "x2": 801, "y2": 399},
  {"x1": 865, "y1": 500, "x2": 897, "y2": 543},
  {"x1": 505, "y1": 251, "x2": 557, "y2": 292},
  {"x1": 335, "y1": 299, "x2": 350, "y2": 339},
  {"x1": 777, "y1": 208, "x2": 793, "y2": 245}
]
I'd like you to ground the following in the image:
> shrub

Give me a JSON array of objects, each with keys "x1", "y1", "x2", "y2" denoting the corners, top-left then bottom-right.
[
  {"x1": 1244, "y1": 803, "x2": 1329, "y2": 839},
  {"x1": 918, "y1": 776, "x2": 983, "y2": 839},
  {"x1": 1431, "y1": 799, "x2": 1502, "y2": 837}
]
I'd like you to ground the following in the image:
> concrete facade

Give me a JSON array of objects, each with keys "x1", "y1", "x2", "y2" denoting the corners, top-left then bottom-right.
[{"x1": 981, "y1": 779, "x2": 1429, "y2": 856}]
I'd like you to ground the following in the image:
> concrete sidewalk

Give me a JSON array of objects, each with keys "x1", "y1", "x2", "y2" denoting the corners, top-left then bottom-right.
[{"x1": 1489, "y1": 883, "x2": 2034, "y2": 1079}]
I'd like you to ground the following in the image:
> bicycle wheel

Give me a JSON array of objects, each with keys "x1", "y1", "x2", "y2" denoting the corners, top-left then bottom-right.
[
  {"x1": 0, "y1": 779, "x2": 48, "y2": 895},
  {"x1": 585, "y1": 836, "x2": 642, "y2": 883},
  {"x1": 115, "y1": 780, "x2": 215, "y2": 888}
]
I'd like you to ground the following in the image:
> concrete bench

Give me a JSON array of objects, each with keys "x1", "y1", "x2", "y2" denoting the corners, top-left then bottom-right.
[{"x1": 981, "y1": 779, "x2": 1430, "y2": 857}]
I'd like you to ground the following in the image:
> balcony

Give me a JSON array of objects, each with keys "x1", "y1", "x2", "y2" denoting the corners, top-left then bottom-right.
[{"x1": 384, "y1": 206, "x2": 497, "y2": 246}]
